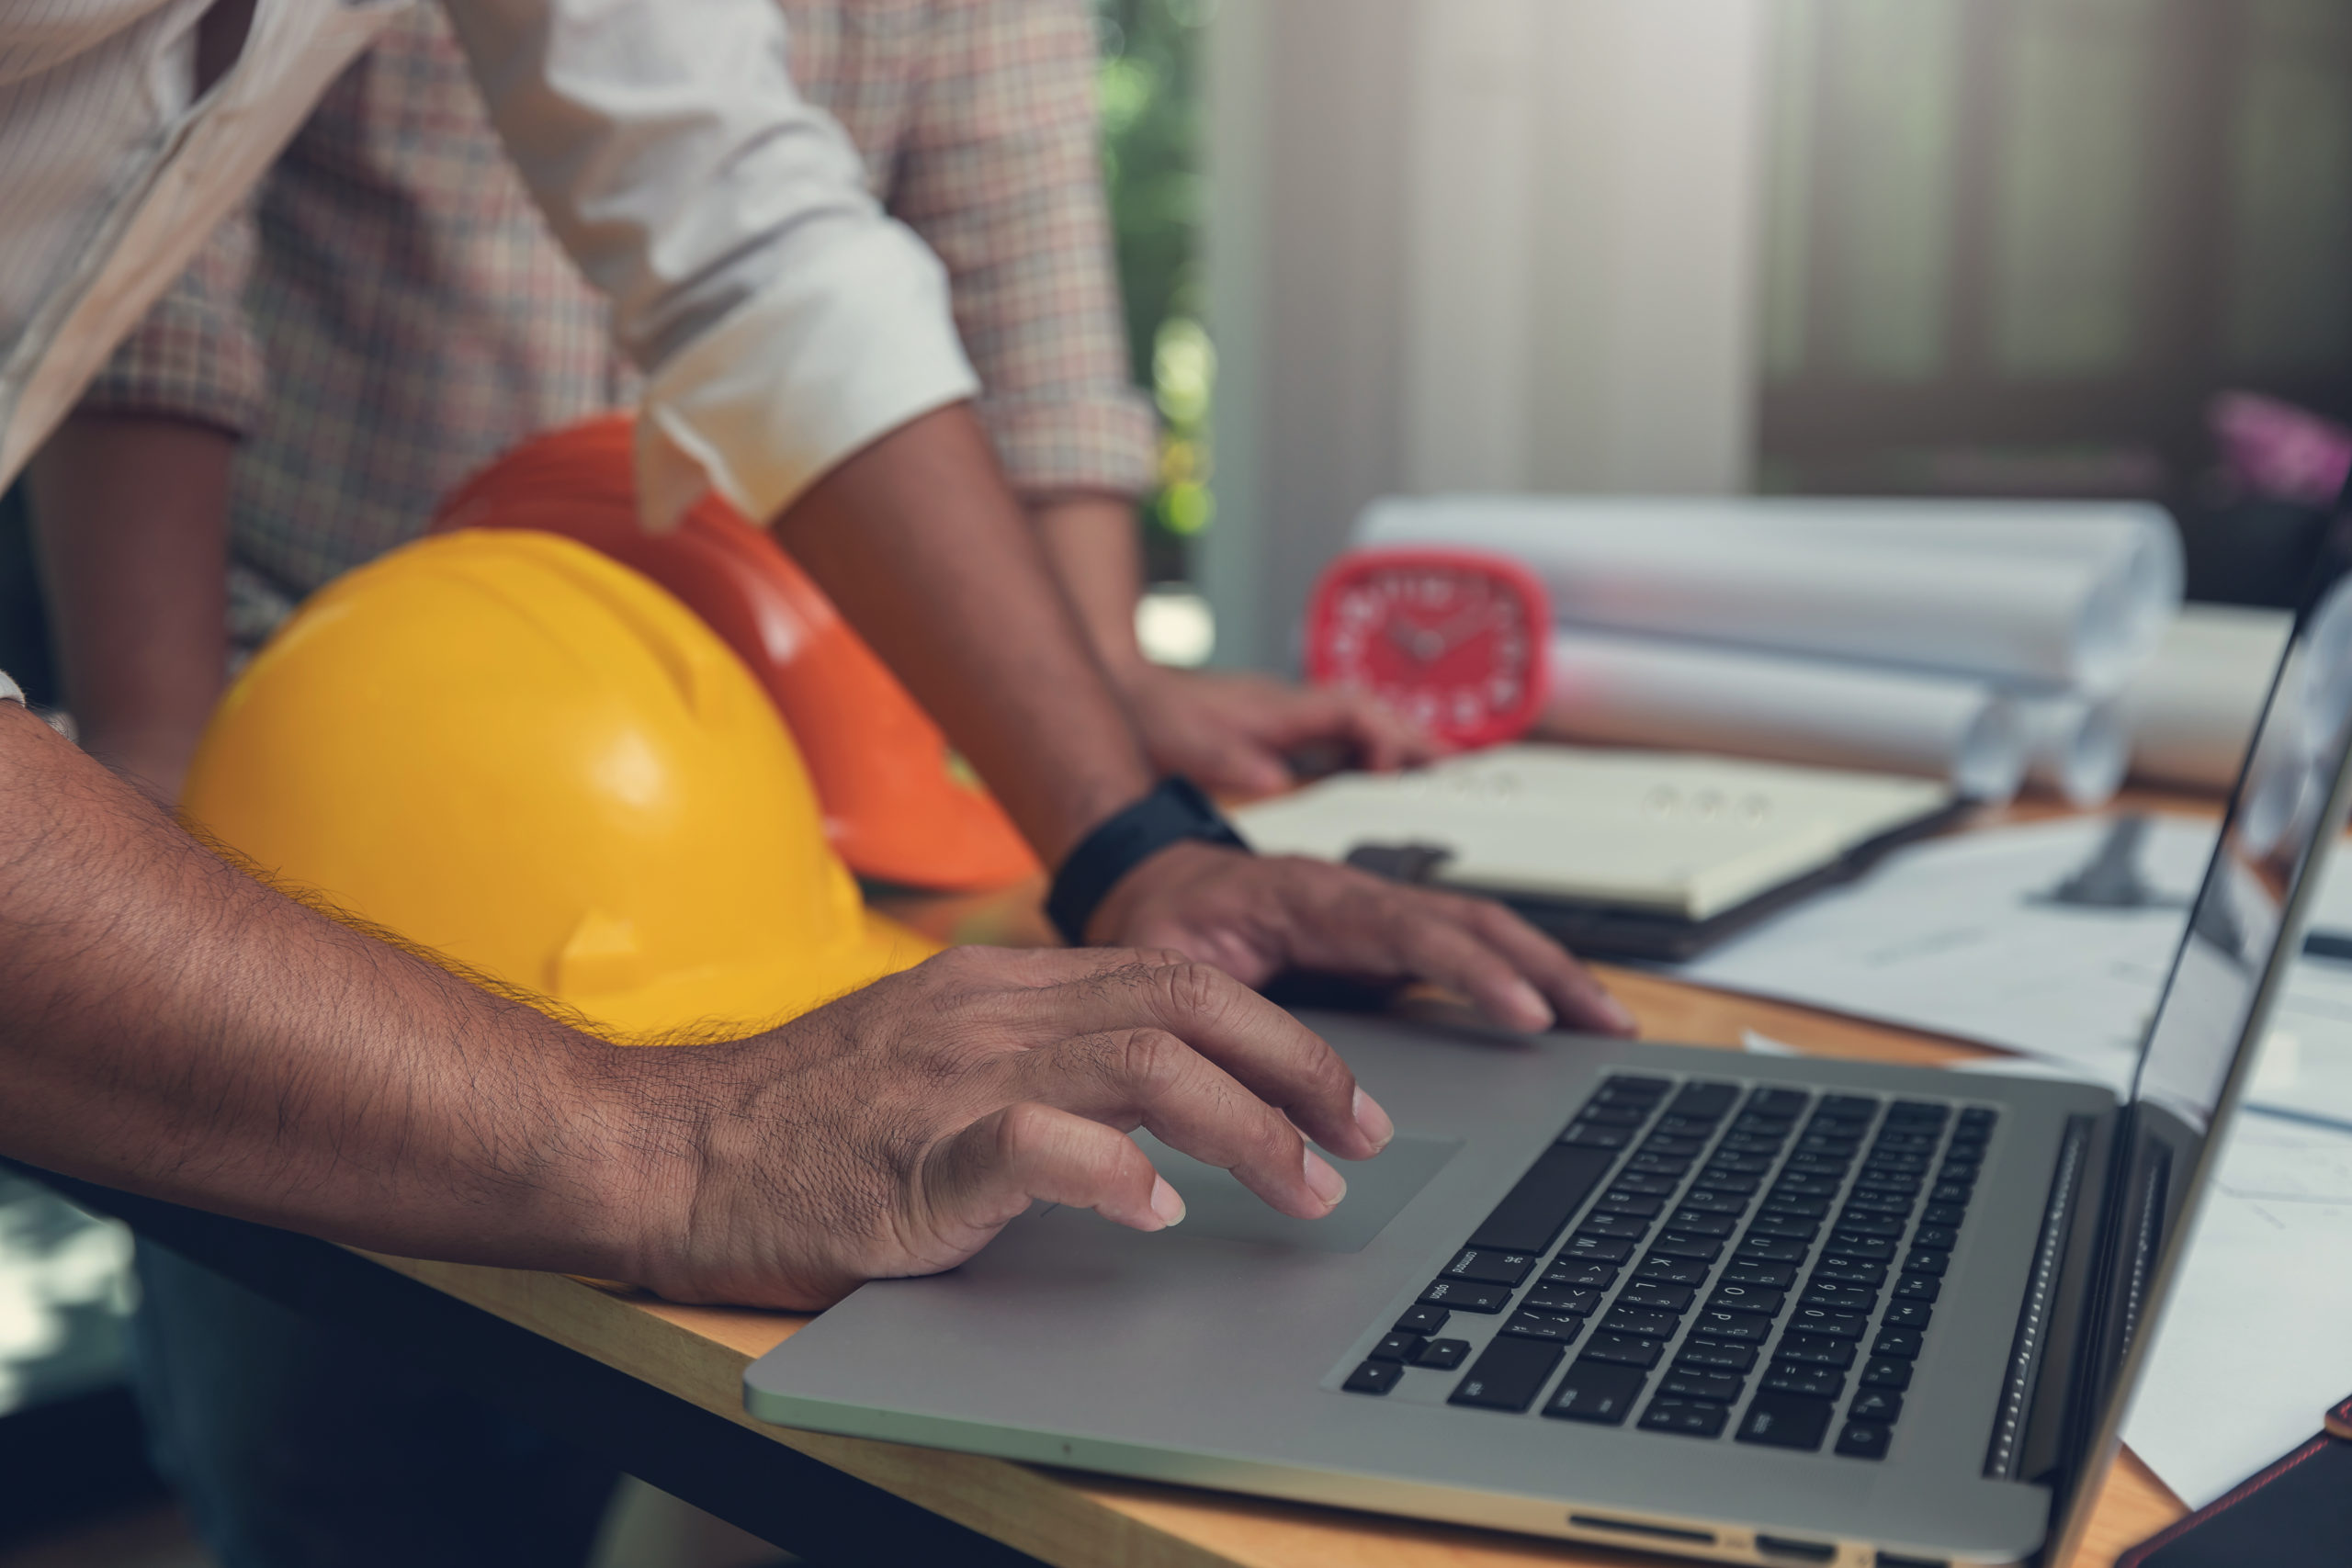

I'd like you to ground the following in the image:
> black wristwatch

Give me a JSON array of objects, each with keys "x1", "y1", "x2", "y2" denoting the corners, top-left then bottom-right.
[{"x1": 1046, "y1": 776, "x2": 1250, "y2": 945}]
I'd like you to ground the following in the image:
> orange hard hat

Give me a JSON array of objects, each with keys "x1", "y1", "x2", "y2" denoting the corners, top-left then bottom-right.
[{"x1": 431, "y1": 415, "x2": 1038, "y2": 892}]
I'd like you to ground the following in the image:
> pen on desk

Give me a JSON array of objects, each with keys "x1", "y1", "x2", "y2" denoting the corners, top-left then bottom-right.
[{"x1": 2301, "y1": 930, "x2": 2352, "y2": 963}]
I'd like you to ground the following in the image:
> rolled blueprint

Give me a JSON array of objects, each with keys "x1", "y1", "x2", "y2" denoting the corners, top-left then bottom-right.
[
  {"x1": 2015, "y1": 694, "x2": 2129, "y2": 808},
  {"x1": 2120, "y1": 605, "x2": 2293, "y2": 792},
  {"x1": 1540, "y1": 628, "x2": 2027, "y2": 801},
  {"x1": 1355, "y1": 494, "x2": 2183, "y2": 692}
]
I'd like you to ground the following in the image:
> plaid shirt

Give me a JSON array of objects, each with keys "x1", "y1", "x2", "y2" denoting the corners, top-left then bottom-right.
[{"x1": 77, "y1": 0, "x2": 1157, "y2": 646}]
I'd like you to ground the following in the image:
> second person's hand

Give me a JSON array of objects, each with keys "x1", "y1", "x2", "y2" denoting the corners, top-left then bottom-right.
[{"x1": 1087, "y1": 841, "x2": 1638, "y2": 1039}]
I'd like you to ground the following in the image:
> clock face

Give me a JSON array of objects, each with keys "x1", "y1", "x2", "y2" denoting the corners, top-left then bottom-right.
[{"x1": 1305, "y1": 548, "x2": 1551, "y2": 749}]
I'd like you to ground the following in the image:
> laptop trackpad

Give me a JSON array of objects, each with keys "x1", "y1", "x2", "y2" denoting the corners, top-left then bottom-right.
[{"x1": 1130, "y1": 1132, "x2": 1463, "y2": 1253}]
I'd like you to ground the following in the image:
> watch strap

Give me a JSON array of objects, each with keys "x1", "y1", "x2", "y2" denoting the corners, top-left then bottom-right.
[{"x1": 1046, "y1": 776, "x2": 1250, "y2": 946}]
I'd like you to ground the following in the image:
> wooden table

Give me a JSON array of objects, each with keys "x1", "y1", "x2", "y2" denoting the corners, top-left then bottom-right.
[{"x1": 40, "y1": 825, "x2": 2195, "y2": 1567}]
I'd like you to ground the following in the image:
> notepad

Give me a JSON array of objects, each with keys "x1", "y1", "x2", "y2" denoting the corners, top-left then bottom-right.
[{"x1": 1233, "y1": 746, "x2": 1958, "y2": 946}]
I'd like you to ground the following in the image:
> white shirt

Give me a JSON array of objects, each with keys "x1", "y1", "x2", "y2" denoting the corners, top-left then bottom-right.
[{"x1": 0, "y1": 0, "x2": 979, "y2": 526}]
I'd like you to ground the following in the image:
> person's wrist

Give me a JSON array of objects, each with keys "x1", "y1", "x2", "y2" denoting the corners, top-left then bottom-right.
[
  {"x1": 543, "y1": 1034, "x2": 713, "y2": 1290},
  {"x1": 1082, "y1": 835, "x2": 1238, "y2": 944},
  {"x1": 1047, "y1": 775, "x2": 1249, "y2": 945}
]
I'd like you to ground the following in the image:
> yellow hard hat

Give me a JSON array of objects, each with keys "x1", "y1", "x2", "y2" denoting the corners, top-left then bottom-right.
[{"x1": 182, "y1": 530, "x2": 934, "y2": 1042}]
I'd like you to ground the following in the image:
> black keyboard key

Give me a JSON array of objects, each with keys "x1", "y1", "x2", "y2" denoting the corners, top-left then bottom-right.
[
  {"x1": 1372, "y1": 1332, "x2": 1427, "y2": 1363},
  {"x1": 1654, "y1": 1113, "x2": 1718, "y2": 1135},
  {"x1": 1675, "y1": 1340, "x2": 1758, "y2": 1374},
  {"x1": 1913, "y1": 1226, "x2": 1959, "y2": 1251},
  {"x1": 1748, "y1": 1088, "x2": 1813, "y2": 1116},
  {"x1": 1761, "y1": 1364, "x2": 1845, "y2": 1398},
  {"x1": 1706, "y1": 1284, "x2": 1784, "y2": 1316},
  {"x1": 1732, "y1": 1112, "x2": 1796, "y2": 1135},
  {"x1": 1721, "y1": 1259, "x2": 1797, "y2": 1289},
  {"x1": 1776, "y1": 1334, "x2": 1857, "y2": 1369},
  {"x1": 1686, "y1": 1308, "x2": 1770, "y2": 1344},
  {"x1": 1603, "y1": 1074, "x2": 1672, "y2": 1098},
  {"x1": 1930, "y1": 1180, "x2": 1973, "y2": 1204},
  {"x1": 1871, "y1": 1329, "x2": 1924, "y2": 1359},
  {"x1": 1666, "y1": 1211, "x2": 1735, "y2": 1238},
  {"x1": 1705, "y1": 1153, "x2": 1774, "y2": 1176},
  {"x1": 1503, "y1": 1308, "x2": 1588, "y2": 1344},
  {"x1": 1801, "y1": 1285, "x2": 1876, "y2": 1314},
  {"x1": 1826, "y1": 1235, "x2": 1895, "y2": 1262},
  {"x1": 1443, "y1": 1247, "x2": 1540, "y2": 1286},
  {"x1": 1581, "y1": 1332, "x2": 1664, "y2": 1369},
  {"x1": 1343, "y1": 1360, "x2": 1401, "y2": 1394},
  {"x1": 1639, "y1": 1398, "x2": 1729, "y2": 1437},
  {"x1": 1419, "y1": 1279, "x2": 1510, "y2": 1313},
  {"x1": 1839, "y1": 1191, "x2": 1913, "y2": 1217},
  {"x1": 1737, "y1": 1393, "x2": 1835, "y2": 1450},
  {"x1": 1640, "y1": 1134, "x2": 1708, "y2": 1158},
  {"x1": 1561, "y1": 1235, "x2": 1635, "y2": 1265},
  {"x1": 1903, "y1": 1250, "x2": 1950, "y2": 1276},
  {"x1": 1450, "y1": 1337, "x2": 1566, "y2": 1412},
  {"x1": 1819, "y1": 1095, "x2": 1880, "y2": 1118},
  {"x1": 1692, "y1": 1171, "x2": 1760, "y2": 1196},
  {"x1": 1678, "y1": 1190, "x2": 1748, "y2": 1216},
  {"x1": 1718, "y1": 1133, "x2": 1785, "y2": 1154},
  {"x1": 1544, "y1": 1259, "x2": 1619, "y2": 1290},
  {"x1": 1957, "y1": 1106, "x2": 1996, "y2": 1129},
  {"x1": 1831, "y1": 1214, "x2": 1905, "y2": 1239},
  {"x1": 1854, "y1": 1173, "x2": 1922, "y2": 1196},
  {"x1": 1812, "y1": 1260, "x2": 1888, "y2": 1289},
  {"x1": 1600, "y1": 1306, "x2": 1681, "y2": 1339},
  {"x1": 1578, "y1": 1105, "x2": 1650, "y2": 1128},
  {"x1": 1736, "y1": 1235, "x2": 1807, "y2": 1263},
  {"x1": 1667, "y1": 1081, "x2": 1741, "y2": 1120},
  {"x1": 1860, "y1": 1358, "x2": 1913, "y2": 1389},
  {"x1": 1544, "y1": 1359, "x2": 1646, "y2": 1424},
  {"x1": 1863, "y1": 1152, "x2": 1929, "y2": 1175},
  {"x1": 1833, "y1": 1420, "x2": 1891, "y2": 1460},
  {"x1": 1525, "y1": 1285, "x2": 1602, "y2": 1315},
  {"x1": 1622, "y1": 1280, "x2": 1696, "y2": 1313},
  {"x1": 1783, "y1": 1154, "x2": 1855, "y2": 1176},
  {"x1": 1577, "y1": 1213, "x2": 1651, "y2": 1241},
  {"x1": 1787, "y1": 1307, "x2": 1868, "y2": 1340},
  {"x1": 1795, "y1": 1134, "x2": 1860, "y2": 1156},
  {"x1": 1415, "y1": 1337, "x2": 1470, "y2": 1369},
  {"x1": 1559, "y1": 1124, "x2": 1634, "y2": 1150},
  {"x1": 1635, "y1": 1254, "x2": 1713, "y2": 1286},
  {"x1": 1626, "y1": 1154, "x2": 1692, "y2": 1177},
  {"x1": 1612, "y1": 1172, "x2": 1681, "y2": 1197},
  {"x1": 1849, "y1": 1389, "x2": 1904, "y2": 1423},
  {"x1": 1746, "y1": 1214, "x2": 1819, "y2": 1242},
  {"x1": 1394, "y1": 1304, "x2": 1451, "y2": 1336},
  {"x1": 1468, "y1": 1145, "x2": 1619, "y2": 1255},
  {"x1": 1883, "y1": 1300, "x2": 1933, "y2": 1330},
  {"x1": 1596, "y1": 1191, "x2": 1665, "y2": 1217},
  {"x1": 1872, "y1": 1130, "x2": 1937, "y2": 1150},
  {"x1": 1653, "y1": 1235, "x2": 1724, "y2": 1262},
  {"x1": 1660, "y1": 1370, "x2": 1745, "y2": 1403},
  {"x1": 1757, "y1": 1192, "x2": 1830, "y2": 1219},
  {"x1": 1887, "y1": 1100, "x2": 1949, "y2": 1124},
  {"x1": 1773, "y1": 1174, "x2": 1841, "y2": 1198}
]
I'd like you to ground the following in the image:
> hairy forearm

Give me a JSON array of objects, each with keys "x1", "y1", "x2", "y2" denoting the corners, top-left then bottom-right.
[
  {"x1": 0, "y1": 705, "x2": 668, "y2": 1275},
  {"x1": 770, "y1": 406, "x2": 1156, "y2": 863},
  {"x1": 28, "y1": 413, "x2": 232, "y2": 798}
]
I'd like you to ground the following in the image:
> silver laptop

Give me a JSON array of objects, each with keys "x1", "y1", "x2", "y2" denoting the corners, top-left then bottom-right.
[{"x1": 746, "y1": 578, "x2": 2352, "y2": 1567}]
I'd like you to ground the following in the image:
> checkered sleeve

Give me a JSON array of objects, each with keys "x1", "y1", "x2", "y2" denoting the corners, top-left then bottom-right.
[
  {"x1": 76, "y1": 202, "x2": 265, "y2": 437},
  {"x1": 893, "y1": 0, "x2": 1158, "y2": 502}
]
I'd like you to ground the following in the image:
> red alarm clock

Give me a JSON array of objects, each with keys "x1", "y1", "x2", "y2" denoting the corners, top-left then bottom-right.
[{"x1": 1304, "y1": 547, "x2": 1551, "y2": 749}]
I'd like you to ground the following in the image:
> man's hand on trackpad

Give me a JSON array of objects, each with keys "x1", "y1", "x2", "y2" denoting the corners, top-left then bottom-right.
[{"x1": 621, "y1": 946, "x2": 1394, "y2": 1310}]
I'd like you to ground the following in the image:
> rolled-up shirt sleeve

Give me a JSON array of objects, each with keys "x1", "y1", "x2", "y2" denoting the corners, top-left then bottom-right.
[
  {"x1": 442, "y1": 0, "x2": 980, "y2": 529},
  {"x1": 77, "y1": 201, "x2": 266, "y2": 437}
]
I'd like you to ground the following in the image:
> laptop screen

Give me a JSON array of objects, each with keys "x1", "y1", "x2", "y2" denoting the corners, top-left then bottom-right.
[{"x1": 2053, "y1": 570, "x2": 2352, "y2": 1541}]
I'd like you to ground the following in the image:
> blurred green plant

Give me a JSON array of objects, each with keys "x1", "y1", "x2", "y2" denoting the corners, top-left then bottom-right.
[{"x1": 1096, "y1": 0, "x2": 1213, "y2": 580}]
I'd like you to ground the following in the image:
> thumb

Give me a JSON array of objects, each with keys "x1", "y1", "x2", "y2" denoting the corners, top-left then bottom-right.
[{"x1": 924, "y1": 1102, "x2": 1186, "y2": 1244}]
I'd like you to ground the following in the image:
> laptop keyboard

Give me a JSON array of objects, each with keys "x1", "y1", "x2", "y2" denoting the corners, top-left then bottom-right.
[{"x1": 1342, "y1": 1075, "x2": 1998, "y2": 1461}]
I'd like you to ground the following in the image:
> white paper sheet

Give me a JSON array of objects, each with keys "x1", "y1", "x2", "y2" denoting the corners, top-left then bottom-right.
[
  {"x1": 1540, "y1": 628, "x2": 2027, "y2": 801},
  {"x1": 1355, "y1": 494, "x2": 2182, "y2": 690},
  {"x1": 2121, "y1": 1115, "x2": 2352, "y2": 1507}
]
